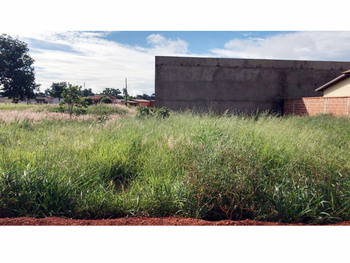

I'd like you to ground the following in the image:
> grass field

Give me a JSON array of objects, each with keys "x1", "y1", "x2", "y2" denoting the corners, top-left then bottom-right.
[
  {"x1": 0, "y1": 103, "x2": 40, "y2": 111},
  {"x1": 0, "y1": 104, "x2": 349, "y2": 223}
]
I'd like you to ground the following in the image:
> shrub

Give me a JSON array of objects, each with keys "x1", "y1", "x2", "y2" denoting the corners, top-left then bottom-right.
[
  {"x1": 49, "y1": 105, "x2": 66, "y2": 113},
  {"x1": 137, "y1": 107, "x2": 151, "y2": 117},
  {"x1": 82, "y1": 97, "x2": 93, "y2": 106},
  {"x1": 61, "y1": 84, "x2": 83, "y2": 117},
  {"x1": 100, "y1": 97, "x2": 112, "y2": 104},
  {"x1": 45, "y1": 104, "x2": 128, "y2": 116},
  {"x1": 73, "y1": 106, "x2": 87, "y2": 115},
  {"x1": 137, "y1": 106, "x2": 170, "y2": 118},
  {"x1": 157, "y1": 107, "x2": 170, "y2": 118}
]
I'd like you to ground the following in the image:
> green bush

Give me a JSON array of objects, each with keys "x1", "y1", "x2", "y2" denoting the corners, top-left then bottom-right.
[
  {"x1": 137, "y1": 106, "x2": 151, "y2": 117},
  {"x1": 82, "y1": 97, "x2": 93, "y2": 106},
  {"x1": 49, "y1": 105, "x2": 66, "y2": 113},
  {"x1": 137, "y1": 106, "x2": 170, "y2": 118},
  {"x1": 157, "y1": 107, "x2": 170, "y2": 118},
  {"x1": 73, "y1": 106, "x2": 87, "y2": 115},
  {"x1": 45, "y1": 104, "x2": 127, "y2": 116},
  {"x1": 100, "y1": 97, "x2": 112, "y2": 104}
]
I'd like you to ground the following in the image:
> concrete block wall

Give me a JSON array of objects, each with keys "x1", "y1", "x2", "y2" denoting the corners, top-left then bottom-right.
[
  {"x1": 155, "y1": 56, "x2": 350, "y2": 114},
  {"x1": 284, "y1": 97, "x2": 350, "y2": 117}
]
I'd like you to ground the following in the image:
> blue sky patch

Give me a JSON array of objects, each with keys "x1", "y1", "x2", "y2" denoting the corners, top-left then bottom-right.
[{"x1": 26, "y1": 38, "x2": 81, "y2": 54}]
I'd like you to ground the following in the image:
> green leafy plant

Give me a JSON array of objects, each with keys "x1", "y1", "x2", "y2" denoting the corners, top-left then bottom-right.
[
  {"x1": 157, "y1": 107, "x2": 170, "y2": 118},
  {"x1": 0, "y1": 34, "x2": 37, "y2": 103},
  {"x1": 137, "y1": 106, "x2": 170, "y2": 118},
  {"x1": 61, "y1": 84, "x2": 83, "y2": 118},
  {"x1": 81, "y1": 97, "x2": 93, "y2": 107},
  {"x1": 99, "y1": 97, "x2": 112, "y2": 104}
]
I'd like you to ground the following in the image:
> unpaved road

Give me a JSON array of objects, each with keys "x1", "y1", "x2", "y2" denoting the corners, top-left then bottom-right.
[{"x1": 1, "y1": 216, "x2": 349, "y2": 226}]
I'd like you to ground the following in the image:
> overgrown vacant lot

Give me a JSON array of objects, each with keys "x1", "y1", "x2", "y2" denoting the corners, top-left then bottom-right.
[{"x1": 0, "y1": 105, "x2": 349, "y2": 224}]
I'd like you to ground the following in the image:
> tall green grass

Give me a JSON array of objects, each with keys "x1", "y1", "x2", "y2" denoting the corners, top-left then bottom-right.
[
  {"x1": 0, "y1": 103, "x2": 40, "y2": 111},
  {"x1": 44, "y1": 104, "x2": 131, "y2": 116},
  {"x1": 0, "y1": 111, "x2": 349, "y2": 223}
]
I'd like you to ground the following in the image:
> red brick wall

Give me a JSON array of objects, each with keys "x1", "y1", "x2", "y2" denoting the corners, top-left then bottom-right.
[
  {"x1": 137, "y1": 101, "x2": 151, "y2": 107},
  {"x1": 284, "y1": 97, "x2": 350, "y2": 117}
]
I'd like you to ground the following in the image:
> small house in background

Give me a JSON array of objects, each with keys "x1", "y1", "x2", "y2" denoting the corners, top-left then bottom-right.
[
  {"x1": 133, "y1": 99, "x2": 151, "y2": 107},
  {"x1": 117, "y1": 100, "x2": 139, "y2": 106},
  {"x1": 117, "y1": 99, "x2": 154, "y2": 107},
  {"x1": 133, "y1": 99, "x2": 155, "y2": 107},
  {"x1": 51, "y1": 97, "x2": 61, "y2": 104},
  {"x1": 35, "y1": 96, "x2": 49, "y2": 104},
  {"x1": 315, "y1": 69, "x2": 350, "y2": 97},
  {"x1": 284, "y1": 69, "x2": 350, "y2": 117},
  {"x1": 45, "y1": 96, "x2": 61, "y2": 104}
]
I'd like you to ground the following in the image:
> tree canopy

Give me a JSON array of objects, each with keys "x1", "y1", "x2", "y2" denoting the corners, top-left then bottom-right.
[
  {"x1": 99, "y1": 97, "x2": 112, "y2": 104},
  {"x1": 136, "y1": 93, "x2": 152, "y2": 100},
  {"x1": 81, "y1": 88, "x2": 94, "y2": 97},
  {"x1": 61, "y1": 84, "x2": 82, "y2": 117},
  {"x1": 45, "y1": 82, "x2": 67, "y2": 99},
  {"x1": 0, "y1": 34, "x2": 37, "y2": 103},
  {"x1": 102, "y1": 88, "x2": 122, "y2": 98}
]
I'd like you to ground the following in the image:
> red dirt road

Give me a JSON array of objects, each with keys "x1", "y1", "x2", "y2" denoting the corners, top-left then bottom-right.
[{"x1": 1, "y1": 216, "x2": 350, "y2": 226}]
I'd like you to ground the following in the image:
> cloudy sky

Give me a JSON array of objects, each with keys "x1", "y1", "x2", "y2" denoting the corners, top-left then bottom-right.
[{"x1": 8, "y1": 31, "x2": 350, "y2": 96}]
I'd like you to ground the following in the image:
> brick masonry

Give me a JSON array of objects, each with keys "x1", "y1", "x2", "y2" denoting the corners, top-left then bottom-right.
[{"x1": 284, "y1": 97, "x2": 350, "y2": 117}]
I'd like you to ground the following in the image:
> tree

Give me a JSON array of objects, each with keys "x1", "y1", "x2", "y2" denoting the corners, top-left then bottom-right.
[
  {"x1": 99, "y1": 97, "x2": 112, "y2": 104},
  {"x1": 81, "y1": 97, "x2": 93, "y2": 106},
  {"x1": 61, "y1": 84, "x2": 82, "y2": 118},
  {"x1": 81, "y1": 88, "x2": 94, "y2": 97},
  {"x1": 136, "y1": 93, "x2": 151, "y2": 100},
  {"x1": 45, "y1": 82, "x2": 67, "y2": 100},
  {"x1": 0, "y1": 34, "x2": 37, "y2": 103},
  {"x1": 102, "y1": 88, "x2": 122, "y2": 98}
]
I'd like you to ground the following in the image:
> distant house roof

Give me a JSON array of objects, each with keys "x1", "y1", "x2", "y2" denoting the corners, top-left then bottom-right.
[
  {"x1": 315, "y1": 69, "x2": 350, "y2": 92},
  {"x1": 133, "y1": 99, "x2": 151, "y2": 102},
  {"x1": 119, "y1": 100, "x2": 138, "y2": 104}
]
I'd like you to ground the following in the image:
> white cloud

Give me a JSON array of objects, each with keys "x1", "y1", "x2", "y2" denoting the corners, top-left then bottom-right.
[
  {"x1": 146, "y1": 34, "x2": 166, "y2": 45},
  {"x1": 13, "y1": 32, "x2": 192, "y2": 96},
  {"x1": 146, "y1": 34, "x2": 188, "y2": 55},
  {"x1": 211, "y1": 32, "x2": 350, "y2": 61},
  {"x1": 9, "y1": 31, "x2": 350, "y2": 97}
]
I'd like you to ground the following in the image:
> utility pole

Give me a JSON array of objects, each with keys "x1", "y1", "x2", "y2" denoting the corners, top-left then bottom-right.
[{"x1": 124, "y1": 77, "x2": 128, "y2": 106}]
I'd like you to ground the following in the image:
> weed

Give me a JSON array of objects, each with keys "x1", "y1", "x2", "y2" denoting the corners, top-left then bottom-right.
[{"x1": 0, "y1": 110, "x2": 349, "y2": 223}]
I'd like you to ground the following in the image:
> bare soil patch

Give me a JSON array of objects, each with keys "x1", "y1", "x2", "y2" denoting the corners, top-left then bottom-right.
[{"x1": 1, "y1": 216, "x2": 350, "y2": 226}]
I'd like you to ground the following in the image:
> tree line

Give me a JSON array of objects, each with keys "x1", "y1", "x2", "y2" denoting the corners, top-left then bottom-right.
[
  {"x1": 41, "y1": 83, "x2": 124, "y2": 100},
  {"x1": 42, "y1": 83, "x2": 154, "y2": 101},
  {"x1": 1, "y1": 34, "x2": 155, "y2": 103}
]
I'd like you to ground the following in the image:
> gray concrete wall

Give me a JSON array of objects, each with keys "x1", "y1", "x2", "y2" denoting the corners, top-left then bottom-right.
[{"x1": 155, "y1": 56, "x2": 350, "y2": 113}]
